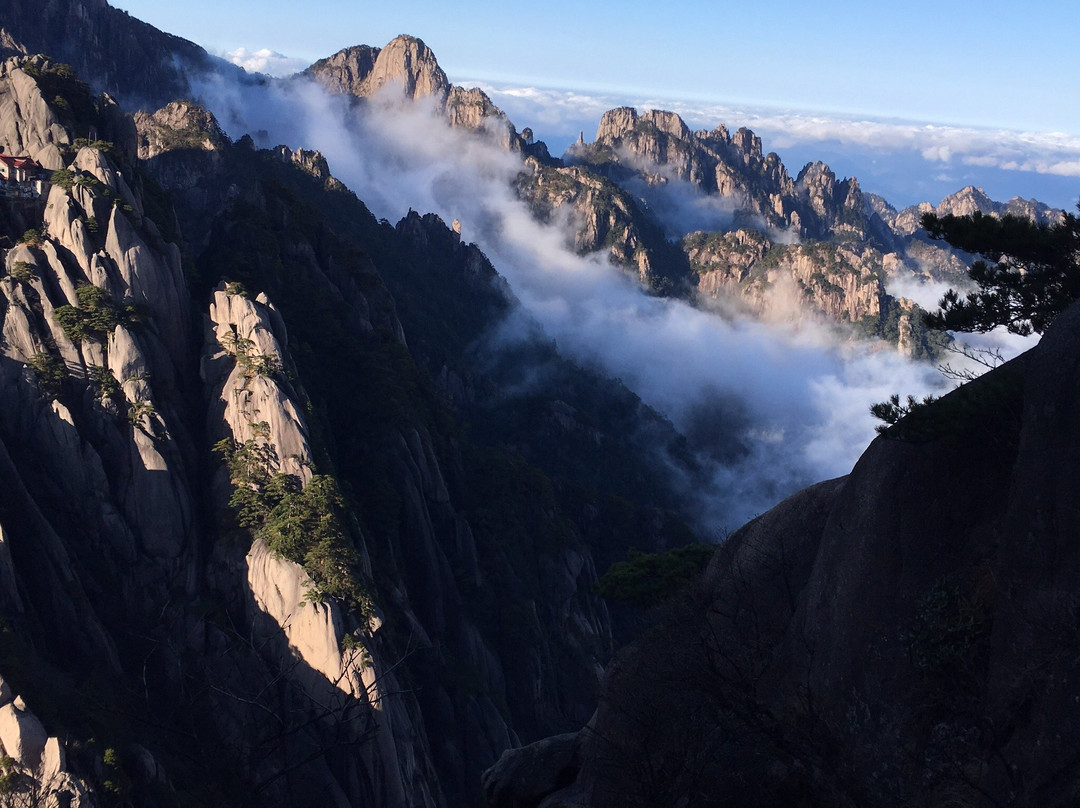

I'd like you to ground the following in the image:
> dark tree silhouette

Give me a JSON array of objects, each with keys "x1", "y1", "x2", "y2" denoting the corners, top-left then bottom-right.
[{"x1": 922, "y1": 208, "x2": 1080, "y2": 335}]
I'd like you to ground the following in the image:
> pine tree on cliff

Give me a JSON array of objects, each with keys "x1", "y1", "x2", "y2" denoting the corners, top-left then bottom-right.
[
  {"x1": 872, "y1": 203, "x2": 1079, "y2": 431},
  {"x1": 921, "y1": 206, "x2": 1080, "y2": 336}
]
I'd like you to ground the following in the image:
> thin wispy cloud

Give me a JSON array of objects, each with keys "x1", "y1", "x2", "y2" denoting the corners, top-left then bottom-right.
[{"x1": 461, "y1": 82, "x2": 621, "y2": 133}]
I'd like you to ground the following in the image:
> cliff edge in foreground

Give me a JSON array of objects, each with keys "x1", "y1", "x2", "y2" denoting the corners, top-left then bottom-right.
[{"x1": 488, "y1": 298, "x2": 1080, "y2": 806}]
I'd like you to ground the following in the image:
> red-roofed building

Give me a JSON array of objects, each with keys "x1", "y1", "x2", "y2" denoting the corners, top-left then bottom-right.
[{"x1": 0, "y1": 154, "x2": 48, "y2": 198}]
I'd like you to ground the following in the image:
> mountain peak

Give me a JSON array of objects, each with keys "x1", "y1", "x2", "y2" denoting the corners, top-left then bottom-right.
[
  {"x1": 306, "y1": 35, "x2": 449, "y2": 104},
  {"x1": 304, "y1": 35, "x2": 534, "y2": 153},
  {"x1": 594, "y1": 107, "x2": 691, "y2": 143},
  {"x1": 365, "y1": 34, "x2": 449, "y2": 100}
]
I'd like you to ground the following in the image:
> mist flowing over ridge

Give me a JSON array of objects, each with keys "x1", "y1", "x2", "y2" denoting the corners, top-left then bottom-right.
[
  {"x1": 186, "y1": 37, "x2": 971, "y2": 528},
  {"x1": 0, "y1": 0, "x2": 250, "y2": 108}
]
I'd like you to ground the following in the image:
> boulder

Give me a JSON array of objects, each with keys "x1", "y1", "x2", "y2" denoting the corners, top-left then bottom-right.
[
  {"x1": 482, "y1": 732, "x2": 581, "y2": 808},
  {"x1": 0, "y1": 700, "x2": 46, "y2": 769}
]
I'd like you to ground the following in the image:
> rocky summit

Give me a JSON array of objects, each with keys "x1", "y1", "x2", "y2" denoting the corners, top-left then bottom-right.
[{"x1": 305, "y1": 36, "x2": 533, "y2": 153}]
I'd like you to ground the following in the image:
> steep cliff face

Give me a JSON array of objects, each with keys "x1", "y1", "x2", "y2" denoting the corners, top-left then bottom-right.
[
  {"x1": 490, "y1": 300, "x2": 1080, "y2": 807},
  {"x1": 0, "y1": 57, "x2": 70, "y2": 169},
  {"x1": 0, "y1": 55, "x2": 699, "y2": 807},
  {"x1": 200, "y1": 282, "x2": 446, "y2": 807},
  {"x1": 0, "y1": 0, "x2": 234, "y2": 108},
  {"x1": 0, "y1": 68, "x2": 204, "y2": 804}
]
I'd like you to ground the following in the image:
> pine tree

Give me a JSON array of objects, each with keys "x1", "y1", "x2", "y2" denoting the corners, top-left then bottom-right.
[{"x1": 921, "y1": 208, "x2": 1080, "y2": 336}]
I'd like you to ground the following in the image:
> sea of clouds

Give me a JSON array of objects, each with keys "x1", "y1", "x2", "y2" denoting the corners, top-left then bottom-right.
[
  {"x1": 189, "y1": 67, "x2": 1039, "y2": 530},
  {"x1": 468, "y1": 81, "x2": 1080, "y2": 212}
]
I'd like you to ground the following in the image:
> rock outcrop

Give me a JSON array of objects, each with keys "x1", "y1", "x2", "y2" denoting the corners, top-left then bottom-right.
[
  {"x1": 0, "y1": 682, "x2": 94, "y2": 806},
  {"x1": 304, "y1": 36, "x2": 528, "y2": 152},
  {"x1": 0, "y1": 56, "x2": 70, "y2": 169},
  {"x1": 133, "y1": 99, "x2": 228, "y2": 160}
]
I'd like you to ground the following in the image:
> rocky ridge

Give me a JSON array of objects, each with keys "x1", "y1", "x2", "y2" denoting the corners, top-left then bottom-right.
[
  {"x1": 0, "y1": 53, "x2": 699, "y2": 807},
  {"x1": 580, "y1": 106, "x2": 885, "y2": 245},
  {"x1": 519, "y1": 103, "x2": 1064, "y2": 354},
  {"x1": 515, "y1": 104, "x2": 927, "y2": 340},
  {"x1": 0, "y1": 0, "x2": 239, "y2": 108},
  {"x1": 885, "y1": 184, "x2": 1064, "y2": 236}
]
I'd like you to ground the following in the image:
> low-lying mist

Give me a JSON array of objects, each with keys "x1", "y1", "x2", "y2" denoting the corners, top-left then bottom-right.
[{"x1": 193, "y1": 72, "x2": 961, "y2": 531}]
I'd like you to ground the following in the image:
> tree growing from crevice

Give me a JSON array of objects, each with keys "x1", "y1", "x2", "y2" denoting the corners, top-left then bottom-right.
[{"x1": 213, "y1": 435, "x2": 371, "y2": 612}]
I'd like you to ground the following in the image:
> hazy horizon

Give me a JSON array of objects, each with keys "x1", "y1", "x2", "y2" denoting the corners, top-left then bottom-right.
[{"x1": 466, "y1": 79, "x2": 1080, "y2": 212}]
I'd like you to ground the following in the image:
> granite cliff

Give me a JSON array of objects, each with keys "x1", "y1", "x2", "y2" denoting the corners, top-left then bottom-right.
[{"x1": 0, "y1": 53, "x2": 698, "y2": 807}]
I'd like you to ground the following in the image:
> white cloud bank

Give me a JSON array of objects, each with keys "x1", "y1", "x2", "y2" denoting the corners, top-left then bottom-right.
[
  {"x1": 222, "y1": 47, "x2": 309, "y2": 77},
  {"x1": 192, "y1": 72, "x2": 976, "y2": 530},
  {"x1": 468, "y1": 81, "x2": 1080, "y2": 207}
]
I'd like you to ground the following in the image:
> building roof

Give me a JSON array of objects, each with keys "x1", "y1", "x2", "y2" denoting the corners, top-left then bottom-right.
[{"x1": 0, "y1": 154, "x2": 43, "y2": 170}]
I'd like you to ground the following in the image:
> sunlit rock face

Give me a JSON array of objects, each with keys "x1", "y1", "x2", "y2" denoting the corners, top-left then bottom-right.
[{"x1": 305, "y1": 35, "x2": 526, "y2": 151}]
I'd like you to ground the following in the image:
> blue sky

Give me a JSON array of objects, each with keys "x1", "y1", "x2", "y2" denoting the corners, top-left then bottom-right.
[
  {"x1": 111, "y1": 0, "x2": 1080, "y2": 209},
  {"x1": 110, "y1": 0, "x2": 1080, "y2": 134}
]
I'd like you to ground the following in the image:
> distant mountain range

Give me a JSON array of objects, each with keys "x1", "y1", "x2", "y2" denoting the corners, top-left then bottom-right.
[{"x1": 1, "y1": 0, "x2": 1061, "y2": 354}]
